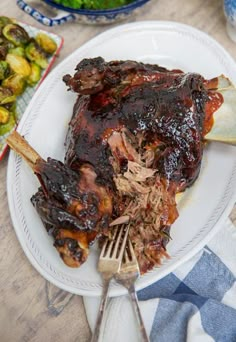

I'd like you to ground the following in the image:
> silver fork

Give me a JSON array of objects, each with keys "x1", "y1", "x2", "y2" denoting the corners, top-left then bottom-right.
[
  {"x1": 91, "y1": 224, "x2": 130, "y2": 342},
  {"x1": 115, "y1": 239, "x2": 150, "y2": 342}
]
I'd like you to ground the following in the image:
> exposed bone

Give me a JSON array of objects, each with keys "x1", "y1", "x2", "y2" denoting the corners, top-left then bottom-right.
[
  {"x1": 205, "y1": 87, "x2": 236, "y2": 145},
  {"x1": 7, "y1": 131, "x2": 42, "y2": 170}
]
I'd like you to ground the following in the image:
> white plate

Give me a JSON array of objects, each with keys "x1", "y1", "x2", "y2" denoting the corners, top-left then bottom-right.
[{"x1": 7, "y1": 21, "x2": 236, "y2": 297}]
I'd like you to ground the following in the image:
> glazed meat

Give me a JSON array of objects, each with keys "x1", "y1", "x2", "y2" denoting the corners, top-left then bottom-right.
[
  {"x1": 8, "y1": 57, "x2": 225, "y2": 272},
  {"x1": 31, "y1": 159, "x2": 112, "y2": 267},
  {"x1": 6, "y1": 58, "x2": 226, "y2": 272},
  {"x1": 7, "y1": 131, "x2": 112, "y2": 268},
  {"x1": 62, "y1": 57, "x2": 223, "y2": 272}
]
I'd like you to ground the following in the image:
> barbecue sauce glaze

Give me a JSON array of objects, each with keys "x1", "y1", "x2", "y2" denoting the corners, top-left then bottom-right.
[{"x1": 65, "y1": 62, "x2": 223, "y2": 193}]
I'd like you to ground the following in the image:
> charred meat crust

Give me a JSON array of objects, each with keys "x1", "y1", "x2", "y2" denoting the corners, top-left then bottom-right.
[{"x1": 33, "y1": 57, "x2": 223, "y2": 272}]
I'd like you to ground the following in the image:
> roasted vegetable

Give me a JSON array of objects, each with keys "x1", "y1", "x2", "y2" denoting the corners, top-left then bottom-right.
[
  {"x1": 0, "y1": 86, "x2": 16, "y2": 104},
  {"x1": 2, "y1": 24, "x2": 30, "y2": 47},
  {"x1": 0, "y1": 37, "x2": 14, "y2": 50},
  {"x1": 6, "y1": 53, "x2": 31, "y2": 77},
  {"x1": 25, "y1": 40, "x2": 48, "y2": 69},
  {"x1": 3, "y1": 101, "x2": 16, "y2": 112},
  {"x1": 0, "y1": 45, "x2": 8, "y2": 60},
  {"x1": 2, "y1": 74, "x2": 26, "y2": 95},
  {"x1": 0, "y1": 16, "x2": 13, "y2": 28},
  {"x1": 27, "y1": 62, "x2": 41, "y2": 86},
  {"x1": 0, "y1": 61, "x2": 9, "y2": 80},
  {"x1": 36, "y1": 32, "x2": 57, "y2": 54},
  {"x1": 0, "y1": 110, "x2": 15, "y2": 135},
  {"x1": 0, "y1": 106, "x2": 10, "y2": 124},
  {"x1": 9, "y1": 46, "x2": 25, "y2": 57},
  {"x1": 0, "y1": 16, "x2": 58, "y2": 138}
]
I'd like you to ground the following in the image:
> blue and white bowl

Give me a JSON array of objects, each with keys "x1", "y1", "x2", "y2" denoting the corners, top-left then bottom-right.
[
  {"x1": 223, "y1": 0, "x2": 236, "y2": 42},
  {"x1": 17, "y1": 0, "x2": 151, "y2": 26}
]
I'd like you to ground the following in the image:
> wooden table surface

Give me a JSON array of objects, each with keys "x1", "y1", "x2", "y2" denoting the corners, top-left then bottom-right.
[{"x1": 0, "y1": 1, "x2": 235, "y2": 341}]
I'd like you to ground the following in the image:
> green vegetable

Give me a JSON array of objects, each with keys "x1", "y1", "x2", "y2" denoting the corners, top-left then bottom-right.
[
  {"x1": 9, "y1": 46, "x2": 25, "y2": 57},
  {"x1": 0, "y1": 16, "x2": 58, "y2": 137},
  {"x1": 54, "y1": 0, "x2": 82, "y2": 9},
  {"x1": 0, "y1": 45, "x2": 8, "y2": 60},
  {"x1": 0, "y1": 61, "x2": 9, "y2": 80},
  {"x1": 25, "y1": 40, "x2": 48, "y2": 69},
  {"x1": 0, "y1": 16, "x2": 13, "y2": 28},
  {"x1": 0, "y1": 110, "x2": 16, "y2": 135},
  {"x1": 6, "y1": 53, "x2": 31, "y2": 77},
  {"x1": 36, "y1": 32, "x2": 57, "y2": 54},
  {"x1": 2, "y1": 24, "x2": 30, "y2": 47},
  {"x1": 27, "y1": 62, "x2": 41, "y2": 87},
  {"x1": 0, "y1": 38, "x2": 17, "y2": 60},
  {"x1": 0, "y1": 86, "x2": 16, "y2": 105},
  {"x1": 2, "y1": 74, "x2": 26, "y2": 96},
  {"x1": 2, "y1": 101, "x2": 16, "y2": 112},
  {"x1": 53, "y1": 0, "x2": 133, "y2": 10},
  {"x1": 0, "y1": 106, "x2": 10, "y2": 124}
]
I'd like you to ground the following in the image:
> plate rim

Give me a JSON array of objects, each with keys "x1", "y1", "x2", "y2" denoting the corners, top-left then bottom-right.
[{"x1": 7, "y1": 20, "x2": 236, "y2": 297}]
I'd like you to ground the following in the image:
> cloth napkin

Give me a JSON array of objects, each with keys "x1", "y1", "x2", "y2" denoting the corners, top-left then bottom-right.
[{"x1": 84, "y1": 217, "x2": 236, "y2": 342}]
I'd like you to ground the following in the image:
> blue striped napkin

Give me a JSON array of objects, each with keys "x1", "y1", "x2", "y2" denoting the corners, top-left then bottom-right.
[{"x1": 84, "y1": 217, "x2": 236, "y2": 342}]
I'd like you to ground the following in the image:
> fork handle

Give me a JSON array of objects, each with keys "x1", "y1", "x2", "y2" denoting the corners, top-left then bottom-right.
[
  {"x1": 91, "y1": 278, "x2": 111, "y2": 342},
  {"x1": 128, "y1": 284, "x2": 150, "y2": 342}
]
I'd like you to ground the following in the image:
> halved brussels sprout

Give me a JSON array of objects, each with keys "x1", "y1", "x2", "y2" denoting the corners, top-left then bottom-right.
[
  {"x1": 0, "y1": 61, "x2": 9, "y2": 80},
  {"x1": 3, "y1": 101, "x2": 16, "y2": 112},
  {"x1": 2, "y1": 24, "x2": 30, "y2": 47},
  {"x1": 0, "y1": 106, "x2": 10, "y2": 124},
  {"x1": 25, "y1": 40, "x2": 48, "y2": 69},
  {"x1": 6, "y1": 53, "x2": 31, "y2": 77},
  {"x1": 0, "y1": 16, "x2": 13, "y2": 28},
  {"x1": 36, "y1": 32, "x2": 57, "y2": 54},
  {"x1": 0, "y1": 110, "x2": 16, "y2": 136},
  {"x1": 0, "y1": 86, "x2": 16, "y2": 104},
  {"x1": 0, "y1": 44, "x2": 8, "y2": 60},
  {"x1": 2, "y1": 74, "x2": 26, "y2": 95},
  {"x1": 27, "y1": 62, "x2": 41, "y2": 87},
  {"x1": 9, "y1": 46, "x2": 25, "y2": 57}
]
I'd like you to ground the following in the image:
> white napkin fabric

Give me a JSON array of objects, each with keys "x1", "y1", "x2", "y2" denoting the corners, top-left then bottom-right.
[{"x1": 84, "y1": 218, "x2": 236, "y2": 342}]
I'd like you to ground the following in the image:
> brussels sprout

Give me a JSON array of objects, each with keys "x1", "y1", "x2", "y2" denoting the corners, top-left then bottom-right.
[
  {"x1": 2, "y1": 24, "x2": 29, "y2": 47},
  {"x1": 0, "y1": 110, "x2": 16, "y2": 136},
  {"x1": 0, "y1": 44, "x2": 8, "y2": 60},
  {"x1": 2, "y1": 74, "x2": 26, "y2": 96},
  {"x1": 0, "y1": 86, "x2": 16, "y2": 104},
  {"x1": 0, "y1": 16, "x2": 13, "y2": 28},
  {"x1": 25, "y1": 40, "x2": 48, "y2": 69},
  {"x1": 36, "y1": 32, "x2": 57, "y2": 54},
  {"x1": 27, "y1": 62, "x2": 41, "y2": 87},
  {"x1": 2, "y1": 101, "x2": 16, "y2": 112},
  {"x1": 0, "y1": 106, "x2": 10, "y2": 124},
  {"x1": 6, "y1": 53, "x2": 31, "y2": 77},
  {"x1": 0, "y1": 61, "x2": 9, "y2": 80},
  {"x1": 0, "y1": 36, "x2": 14, "y2": 49},
  {"x1": 9, "y1": 46, "x2": 25, "y2": 57}
]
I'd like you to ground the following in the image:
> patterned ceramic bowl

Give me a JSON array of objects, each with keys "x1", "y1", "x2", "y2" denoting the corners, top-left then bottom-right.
[
  {"x1": 223, "y1": 0, "x2": 236, "y2": 42},
  {"x1": 17, "y1": 0, "x2": 151, "y2": 26}
]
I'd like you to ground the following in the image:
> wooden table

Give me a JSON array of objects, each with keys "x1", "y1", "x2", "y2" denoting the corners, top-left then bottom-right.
[{"x1": 0, "y1": 1, "x2": 235, "y2": 341}]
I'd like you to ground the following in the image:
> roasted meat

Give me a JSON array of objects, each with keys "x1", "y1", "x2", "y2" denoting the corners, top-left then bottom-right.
[
  {"x1": 7, "y1": 131, "x2": 112, "y2": 267},
  {"x1": 7, "y1": 57, "x2": 225, "y2": 273},
  {"x1": 62, "y1": 57, "x2": 223, "y2": 272}
]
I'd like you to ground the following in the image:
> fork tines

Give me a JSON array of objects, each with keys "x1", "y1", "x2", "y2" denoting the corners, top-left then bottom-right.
[
  {"x1": 98, "y1": 223, "x2": 130, "y2": 275},
  {"x1": 101, "y1": 224, "x2": 129, "y2": 260}
]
